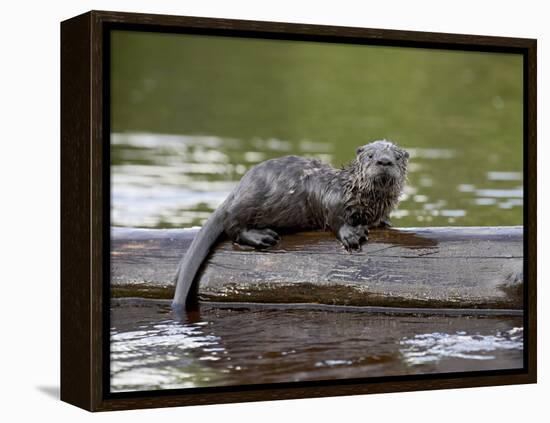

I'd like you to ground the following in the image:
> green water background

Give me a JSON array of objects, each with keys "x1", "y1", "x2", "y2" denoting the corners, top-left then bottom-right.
[{"x1": 111, "y1": 31, "x2": 523, "y2": 228}]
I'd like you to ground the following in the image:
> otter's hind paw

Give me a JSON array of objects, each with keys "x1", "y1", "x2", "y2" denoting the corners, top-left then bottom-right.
[{"x1": 237, "y1": 228, "x2": 280, "y2": 249}]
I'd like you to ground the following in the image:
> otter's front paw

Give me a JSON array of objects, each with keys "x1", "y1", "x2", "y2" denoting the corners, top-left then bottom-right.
[{"x1": 337, "y1": 225, "x2": 368, "y2": 252}]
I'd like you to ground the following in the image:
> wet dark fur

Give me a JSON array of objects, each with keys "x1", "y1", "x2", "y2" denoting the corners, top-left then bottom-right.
[{"x1": 173, "y1": 140, "x2": 409, "y2": 310}]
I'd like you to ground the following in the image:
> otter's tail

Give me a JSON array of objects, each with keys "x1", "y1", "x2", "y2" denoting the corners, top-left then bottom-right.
[{"x1": 172, "y1": 207, "x2": 225, "y2": 311}]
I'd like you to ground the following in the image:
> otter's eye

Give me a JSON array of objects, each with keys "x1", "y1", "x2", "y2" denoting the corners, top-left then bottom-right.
[{"x1": 368, "y1": 154, "x2": 373, "y2": 159}]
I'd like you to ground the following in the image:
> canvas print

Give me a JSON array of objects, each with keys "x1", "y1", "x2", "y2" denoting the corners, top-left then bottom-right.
[{"x1": 109, "y1": 30, "x2": 524, "y2": 393}]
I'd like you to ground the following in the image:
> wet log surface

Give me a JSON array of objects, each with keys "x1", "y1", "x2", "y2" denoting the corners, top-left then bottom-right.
[{"x1": 111, "y1": 226, "x2": 523, "y2": 310}]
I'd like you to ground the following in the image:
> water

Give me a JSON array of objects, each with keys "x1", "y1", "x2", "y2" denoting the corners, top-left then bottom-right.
[
  {"x1": 109, "y1": 32, "x2": 525, "y2": 392},
  {"x1": 110, "y1": 300, "x2": 523, "y2": 392},
  {"x1": 111, "y1": 31, "x2": 523, "y2": 229}
]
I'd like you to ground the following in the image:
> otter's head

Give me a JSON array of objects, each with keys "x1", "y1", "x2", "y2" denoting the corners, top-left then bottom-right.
[{"x1": 355, "y1": 140, "x2": 409, "y2": 187}]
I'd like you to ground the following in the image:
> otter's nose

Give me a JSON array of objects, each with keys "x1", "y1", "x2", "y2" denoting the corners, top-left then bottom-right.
[{"x1": 377, "y1": 157, "x2": 394, "y2": 166}]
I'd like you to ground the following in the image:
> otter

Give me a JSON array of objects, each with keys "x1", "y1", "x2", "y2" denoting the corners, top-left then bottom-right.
[{"x1": 173, "y1": 139, "x2": 409, "y2": 310}]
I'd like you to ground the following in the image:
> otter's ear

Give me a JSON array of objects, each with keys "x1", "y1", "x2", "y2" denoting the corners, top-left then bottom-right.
[{"x1": 356, "y1": 146, "x2": 365, "y2": 155}]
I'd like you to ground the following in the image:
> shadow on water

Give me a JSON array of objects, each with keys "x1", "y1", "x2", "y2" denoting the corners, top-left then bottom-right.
[{"x1": 110, "y1": 299, "x2": 523, "y2": 393}]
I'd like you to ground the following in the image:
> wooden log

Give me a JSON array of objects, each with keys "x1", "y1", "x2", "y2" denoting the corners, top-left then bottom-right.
[{"x1": 111, "y1": 226, "x2": 523, "y2": 310}]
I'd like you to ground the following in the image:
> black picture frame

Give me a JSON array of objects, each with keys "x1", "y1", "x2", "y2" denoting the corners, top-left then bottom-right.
[{"x1": 61, "y1": 10, "x2": 537, "y2": 411}]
